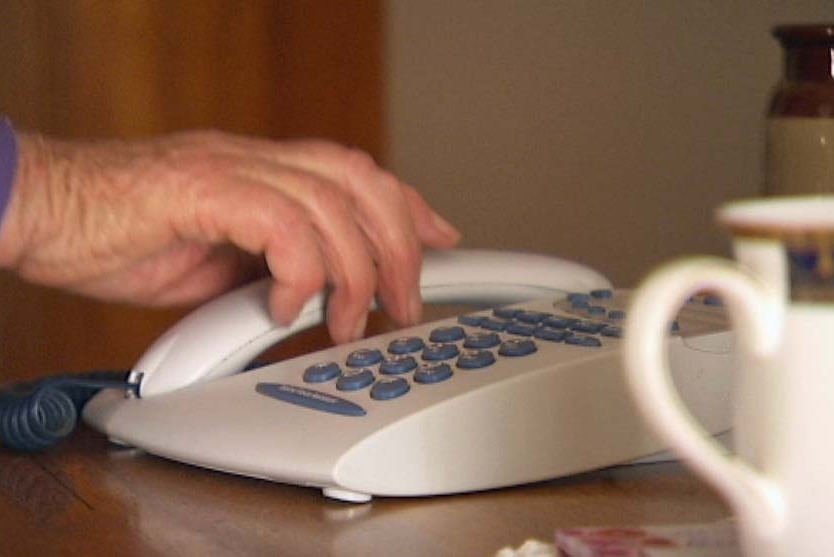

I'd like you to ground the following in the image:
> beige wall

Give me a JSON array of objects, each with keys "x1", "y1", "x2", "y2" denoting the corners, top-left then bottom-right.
[{"x1": 386, "y1": 2, "x2": 832, "y2": 286}]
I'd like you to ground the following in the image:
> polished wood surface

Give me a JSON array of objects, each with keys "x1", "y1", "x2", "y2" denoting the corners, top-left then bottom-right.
[
  {"x1": 0, "y1": 426, "x2": 730, "y2": 557},
  {"x1": 0, "y1": 310, "x2": 731, "y2": 556}
]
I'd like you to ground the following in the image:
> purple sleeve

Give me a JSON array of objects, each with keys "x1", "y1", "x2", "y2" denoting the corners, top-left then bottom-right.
[{"x1": 0, "y1": 117, "x2": 18, "y2": 227}]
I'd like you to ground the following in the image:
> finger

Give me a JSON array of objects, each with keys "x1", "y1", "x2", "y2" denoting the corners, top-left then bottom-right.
[
  {"x1": 167, "y1": 134, "x2": 456, "y2": 329},
  {"x1": 250, "y1": 142, "x2": 428, "y2": 326},
  {"x1": 400, "y1": 184, "x2": 461, "y2": 249},
  {"x1": 254, "y1": 169, "x2": 379, "y2": 343},
  {"x1": 173, "y1": 178, "x2": 329, "y2": 327}
]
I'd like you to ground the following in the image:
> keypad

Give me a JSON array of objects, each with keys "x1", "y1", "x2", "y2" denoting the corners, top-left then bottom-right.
[
  {"x1": 265, "y1": 289, "x2": 649, "y2": 416},
  {"x1": 256, "y1": 288, "x2": 724, "y2": 419}
]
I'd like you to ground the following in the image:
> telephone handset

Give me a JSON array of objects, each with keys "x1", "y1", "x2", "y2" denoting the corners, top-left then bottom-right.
[
  {"x1": 131, "y1": 249, "x2": 611, "y2": 398},
  {"x1": 84, "y1": 249, "x2": 733, "y2": 502}
]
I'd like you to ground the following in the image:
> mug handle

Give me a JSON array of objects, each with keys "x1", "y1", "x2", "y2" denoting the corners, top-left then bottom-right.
[{"x1": 623, "y1": 257, "x2": 785, "y2": 533}]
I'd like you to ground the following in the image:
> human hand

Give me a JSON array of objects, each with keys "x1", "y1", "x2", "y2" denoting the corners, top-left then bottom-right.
[{"x1": 0, "y1": 130, "x2": 460, "y2": 344}]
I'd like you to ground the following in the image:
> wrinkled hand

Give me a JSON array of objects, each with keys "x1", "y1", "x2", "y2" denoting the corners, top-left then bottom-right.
[{"x1": 0, "y1": 131, "x2": 460, "y2": 343}]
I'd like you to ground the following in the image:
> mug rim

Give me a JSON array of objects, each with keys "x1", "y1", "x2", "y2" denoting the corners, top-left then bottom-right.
[{"x1": 718, "y1": 196, "x2": 834, "y2": 235}]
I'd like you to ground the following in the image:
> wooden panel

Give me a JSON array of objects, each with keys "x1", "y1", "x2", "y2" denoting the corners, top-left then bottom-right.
[{"x1": 0, "y1": 1, "x2": 384, "y2": 381}]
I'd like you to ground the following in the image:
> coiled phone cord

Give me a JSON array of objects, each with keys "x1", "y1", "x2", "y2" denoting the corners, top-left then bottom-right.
[{"x1": 0, "y1": 371, "x2": 134, "y2": 452}]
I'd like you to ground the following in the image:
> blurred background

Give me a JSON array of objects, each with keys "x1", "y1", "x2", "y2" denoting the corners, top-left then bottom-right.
[{"x1": 0, "y1": 1, "x2": 830, "y2": 381}]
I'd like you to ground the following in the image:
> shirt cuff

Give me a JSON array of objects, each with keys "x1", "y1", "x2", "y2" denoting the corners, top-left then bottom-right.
[{"x1": 0, "y1": 117, "x2": 18, "y2": 228}]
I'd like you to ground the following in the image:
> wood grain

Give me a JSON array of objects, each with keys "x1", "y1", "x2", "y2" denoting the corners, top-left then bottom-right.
[{"x1": 0, "y1": 426, "x2": 731, "y2": 557}]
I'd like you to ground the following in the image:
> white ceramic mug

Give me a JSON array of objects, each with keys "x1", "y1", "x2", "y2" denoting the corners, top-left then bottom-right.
[{"x1": 623, "y1": 196, "x2": 834, "y2": 557}]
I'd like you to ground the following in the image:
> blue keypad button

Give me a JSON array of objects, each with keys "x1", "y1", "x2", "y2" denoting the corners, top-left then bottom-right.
[
  {"x1": 336, "y1": 368, "x2": 376, "y2": 391},
  {"x1": 567, "y1": 293, "x2": 591, "y2": 304},
  {"x1": 570, "y1": 321, "x2": 605, "y2": 334},
  {"x1": 346, "y1": 348, "x2": 384, "y2": 367},
  {"x1": 458, "y1": 314, "x2": 486, "y2": 327},
  {"x1": 534, "y1": 327, "x2": 569, "y2": 342},
  {"x1": 506, "y1": 322, "x2": 537, "y2": 336},
  {"x1": 671, "y1": 321, "x2": 681, "y2": 333},
  {"x1": 515, "y1": 310, "x2": 548, "y2": 324},
  {"x1": 704, "y1": 295, "x2": 723, "y2": 307},
  {"x1": 456, "y1": 349, "x2": 496, "y2": 370},
  {"x1": 608, "y1": 310, "x2": 627, "y2": 321},
  {"x1": 387, "y1": 336, "x2": 425, "y2": 355},
  {"x1": 492, "y1": 307, "x2": 520, "y2": 319},
  {"x1": 414, "y1": 363, "x2": 454, "y2": 384},
  {"x1": 590, "y1": 289, "x2": 614, "y2": 299},
  {"x1": 543, "y1": 316, "x2": 577, "y2": 329},
  {"x1": 429, "y1": 325, "x2": 466, "y2": 343},
  {"x1": 422, "y1": 342, "x2": 460, "y2": 361},
  {"x1": 587, "y1": 305, "x2": 606, "y2": 318},
  {"x1": 256, "y1": 383, "x2": 366, "y2": 417},
  {"x1": 303, "y1": 362, "x2": 342, "y2": 383},
  {"x1": 371, "y1": 376, "x2": 410, "y2": 400},
  {"x1": 571, "y1": 299, "x2": 590, "y2": 310},
  {"x1": 601, "y1": 325, "x2": 623, "y2": 338},
  {"x1": 480, "y1": 317, "x2": 513, "y2": 331},
  {"x1": 498, "y1": 338, "x2": 538, "y2": 357},
  {"x1": 464, "y1": 331, "x2": 501, "y2": 349},
  {"x1": 380, "y1": 354, "x2": 418, "y2": 375},
  {"x1": 566, "y1": 335, "x2": 603, "y2": 348}
]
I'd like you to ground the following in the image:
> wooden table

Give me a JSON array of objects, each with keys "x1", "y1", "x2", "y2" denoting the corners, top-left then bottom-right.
[
  {"x1": 0, "y1": 425, "x2": 730, "y2": 557},
  {"x1": 0, "y1": 311, "x2": 731, "y2": 556}
]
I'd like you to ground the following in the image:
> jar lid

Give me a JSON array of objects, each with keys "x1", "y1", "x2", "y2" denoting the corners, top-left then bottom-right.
[{"x1": 773, "y1": 24, "x2": 834, "y2": 46}]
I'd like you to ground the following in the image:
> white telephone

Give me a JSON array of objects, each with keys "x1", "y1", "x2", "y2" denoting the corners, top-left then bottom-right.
[{"x1": 83, "y1": 249, "x2": 734, "y2": 502}]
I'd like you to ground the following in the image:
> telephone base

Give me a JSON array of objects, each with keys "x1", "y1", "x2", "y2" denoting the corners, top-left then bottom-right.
[{"x1": 85, "y1": 287, "x2": 733, "y2": 501}]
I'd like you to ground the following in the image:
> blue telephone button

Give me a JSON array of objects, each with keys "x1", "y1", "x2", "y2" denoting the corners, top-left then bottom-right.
[
  {"x1": 590, "y1": 289, "x2": 614, "y2": 299},
  {"x1": 571, "y1": 299, "x2": 590, "y2": 310},
  {"x1": 492, "y1": 307, "x2": 519, "y2": 319},
  {"x1": 371, "y1": 377, "x2": 411, "y2": 400},
  {"x1": 428, "y1": 326, "x2": 466, "y2": 343},
  {"x1": 414, "y1": 363, "x2": 454, "y2": 384},
  {"x1": 515, "y1": 310, "x2": 548, "y2": 324},
  {"x1": 456, "y1": 349, "x2": 496, "y2": 370},
  {"x1": 380, "y1": 354, "x2": 418, "y2": 375},
  {"x1": 608, "y1": 310, "x2": 627, "y2": 321},
  {"x1": 464, "y1": 331, "x2": 501, "y2": 349},
  {"x1": 534, "y1": 328, "x2": 570, "y2": 342},
  {"x1": 601, "y1": 325, "x2": 623, "y2": 338},
  {"x1": 506, "y1": 322, "x2": 537, "y2": 337},
  {"x1": 346, "y1": 348, "x2": 384, "y2": 367},
  {"x1": 422, "y1": 342, "x2": 460, "y2": 361},
  {"x1": 387, "y1": 336, "x2": 425, "y2": 355},
  {"x1": 457, "y1": 314, "x2": 486, "y2": 327},
  {"x1": 337, "y1": 368, "x2": 376, "y2": 391},
  {"x1": 567, "y1": 293, "x2": 591, "y2": 304},
  {"x1": 570, "y1": 321, "x2": 605, "y2": 334},
  {"x1": 256, "y1": 383, "x2": 366, "y2": 417},
  {"x1": 498, "y1": 338, "x2": 538, "y2": 357},
  {"x1": 566, "y1": 334, "x2": 602, "y2": 348},
  {"x1": 587, "y1": 305, "x2": 606, "y2": 318},
  {"x1": 543, "y1": 316, "x2": 577, "y2": 329},
  {"x1": 303, "y1": 362, "x2": 342, "y2": 383},
  {"x1": 480, "y1": 317, "x2": 513, "y2": 332}
]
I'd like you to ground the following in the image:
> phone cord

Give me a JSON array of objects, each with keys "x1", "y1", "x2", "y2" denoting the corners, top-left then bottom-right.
[{"x1": 0, "y1": 371, "x2": 133, "y2": 452}]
